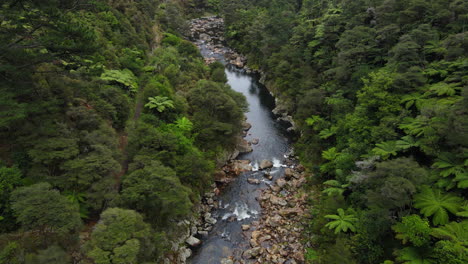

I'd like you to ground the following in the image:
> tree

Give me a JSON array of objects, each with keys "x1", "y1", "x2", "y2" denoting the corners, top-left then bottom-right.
[
  {"x1": 121, "y1": 157, "x2": 192, "y2": 226},
  {"x1": 414, "y1": 187, "x2": 463, "y2": 226},
  {"x1": 325, "y1": 208, "x2": 358, "y2": 234},
  {"x1": 26, "y1": 245, "x2": 71, "y2": 264},
  {"x1": 392, "y1": 215, "x2": 431, "y2": 247},
  {"x1": 396, "y1": 247, "x2": 434, "y2": 264},
  {"x1": 10, "y1": 183, "x2": 82, "y2": 243},
  {"x1": 144, "y1": 96, "x2": 175, "y2": 112},
  {"x1": 86, "y1": 208, "x2": 154, "y2": 264}
]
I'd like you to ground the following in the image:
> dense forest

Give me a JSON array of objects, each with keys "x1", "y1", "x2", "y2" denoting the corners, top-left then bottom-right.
[
  {"x1": 1, "y1": 0, "x2": 467, "y2": 263},
  {"x1": 219, "y1": 0, "x2": 467, "y2": 263},
  {"x1": 0, "y1": 0, "x2": 247, "y2": 263}
]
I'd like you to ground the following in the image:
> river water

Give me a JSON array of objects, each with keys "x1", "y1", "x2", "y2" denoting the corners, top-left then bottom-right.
[{"x1": 189, "y1": 19, "x2": 292, "y2": 264}]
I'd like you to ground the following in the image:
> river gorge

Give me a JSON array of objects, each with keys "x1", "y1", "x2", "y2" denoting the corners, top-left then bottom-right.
[{"x1": 186, "y1": 17, "x2": 307, "y2": 264}]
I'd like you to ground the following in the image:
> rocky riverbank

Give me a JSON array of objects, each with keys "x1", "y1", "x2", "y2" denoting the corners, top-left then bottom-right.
[
  {"x1": 172, "y1": 16, "x2": 309, "y2": 264},
  {"x1": 237, "y1": 155, "x2": 309, "y2": 264}
]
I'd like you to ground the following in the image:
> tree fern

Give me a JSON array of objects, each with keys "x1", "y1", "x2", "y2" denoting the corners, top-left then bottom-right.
[
  {"x1": 174, "y1": 116, "x2": 193, "y2": 133},
  {"x1": 319, "y1": 126, "x2": 337, "y2": 139},
  {"x1": 322, "y1": 180, "x2": 348, "y2": 196},
  {"x1": 396, "y1": 247, "x2": 434, "y2": 264},
  {"x1": 325, "y1": 208, "x2": 357, "y2": 234},
  {"x1": 144, "y1": 96, "x2": 174, "y2": 113},
  {"x1": 431, "y1": 221, "x2": 468, "y2": 243},
  {"x1": 414, "y1": 187, "x2": 462, "y2": 225},
  {"x1": 396, "y1": 136, "x2": 419, "y2": 150},
  {"x1": 372, "y1": 141, "x2": 399, "y2": 159}
]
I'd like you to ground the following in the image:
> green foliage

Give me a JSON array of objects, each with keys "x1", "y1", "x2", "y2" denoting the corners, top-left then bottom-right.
[
  {"x1": 100, "y1": 69, "x2": 139, "y2": 93},
  {"x1": 414, "y1": 187, "x2": 463, "y2": 226},
  {"x1": 144, "y1": 96, "x2": 175, "y2": 113},
  {"x1": 10, "y1": 183, "x2": 82, "y2": 242},
  {"x1": 392, "y1": 215, "x2": 431, "y2": 247},
  {"x1": 325, "y1": 208, "x2": 358, "y2": 234},
  {"x1": 396, "y1": 247, "x2": 434, "y2": 264},
  {"x1": 121, "y1": 158, "x2": 192, "y2": 226},
  {"x1": 85, "y1": 208, "x2": 154, "y2": 264}
]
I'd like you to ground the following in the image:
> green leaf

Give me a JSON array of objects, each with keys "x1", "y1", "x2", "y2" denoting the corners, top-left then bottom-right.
[
  {"x1": 144, "y1": 96, "x2": 174, "y2": 113},
  {"x1": 325, "y1": 208, "x2": 357, "y2": 234},
  {"x1": 372, "y1": 141, "x2": 398, "y2": 159},
  {"x1": 100, "y1": 69, "x2": 138, "y2": 93},
  {"x1": 414, "y1": 186, "x2": 462, "y2": 226}
]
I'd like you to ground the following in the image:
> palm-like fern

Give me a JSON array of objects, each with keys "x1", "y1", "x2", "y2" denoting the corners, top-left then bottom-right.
[
  {"x1": 322, "y1": 180, "x2": 349, "y2": 196},
  {"x1": 401, "y1": 93, "x2": 427, "y2": 110},
  {"x1": 414, "y1": 186, "x2": 463, "y2": 226},
  {"x1": 399, "y1": 117, "x2": 431, "y2": 137},
  {"x1": 432, "y1": 153, "x2": 468, "y2": 189},
  {"x1": 396, "y1": 136, "x2": 420, "y2": 150},
  {"x1": 174, "y1": 116, "x2": 193, "y2": 132},
  {"x1": 145, "y1": 96, "x2": 174, "y2": 112},
  {"x1": 396, "y1": 247, "x2": 434, "y2": 264},
  {"x1": 431, "y1": 221, "x2": 468, "y2": 243},
  {"x1": 325, "y1": 208, "x2": 357, "y2": 234},
  {"x1": 319, "y1": 126, "x2": 337, "y2": 139},
  {"x1": 372, "y1": 141, "x2": 399, "y2": 159}
]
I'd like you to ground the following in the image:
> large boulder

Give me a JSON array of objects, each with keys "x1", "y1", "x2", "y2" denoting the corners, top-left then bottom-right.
[
  {"x1": 237, "y1": 138, "x2": 253, "y2": 153},
  {"x1": 186, "y1": 236, "x2": 201, "y2": 247},
  {"x1": 259, "y1": 160, "x2": 273, "y2": 170}
]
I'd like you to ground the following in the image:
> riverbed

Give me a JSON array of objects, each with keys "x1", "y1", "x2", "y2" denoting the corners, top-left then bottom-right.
[{"x1": 189, "y1": 17, "x2": 294, "y2": 263}]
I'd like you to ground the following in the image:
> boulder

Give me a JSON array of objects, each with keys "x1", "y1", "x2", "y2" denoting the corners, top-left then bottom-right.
[
  {"x1": 248, "y1": 178, "x2": 260, "y2": 185},
  {"x1": 237, "y1": 138, "x2": 253, "y2": 153},
  {"x1": 242, "y1": 121, "x2": 252, "y2": 131},
  {"x1": 220, "y1": 258, "x2": 234, "y2": 264},
  {"x1": 178, "y1": 247, "x2": 192, "y2": 263},
  {"x1": 185, "y1": 236, "x2": 201, "y2": 247},
  {"x1": 243, "y1": 247, "x2": 261, "y2": 259},
  {"x1": 270, "y1": 196, "x2": 287, "y2": 206},
  {"x1": 242, "y1": 224, "x2": 251, "y2": 231},
  {"x1": 259, "y1": 160, "x2": 273, "y2": 170},
  {"x1": 263, "y1": 172, "x2": 273, "y2": 180},
  {"x1": 276, "y1": 178, "x2": 287, "y2": 188},
  {"x1": 250, "y1": 138, "x2": 259, "y2": 145},
  {"x1": 228, "y1": 160, "x2": 252, "y2": 175},
  {"x1": 284, "y1": 168, "x2": 294, "y2": 179}
]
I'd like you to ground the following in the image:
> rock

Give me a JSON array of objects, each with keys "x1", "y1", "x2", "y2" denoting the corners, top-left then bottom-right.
[
  {"x1": 270, "y1": 196, "x2": 288, "y2": 206},
  {"x1": 266, "y1": 214, "x2": 283, "y2": 227},
  {"x1": 178, "y1": 247, "x2": 192, "y2": 262},
  {"x1": 237, "y1": 138, "x2": 253, "y2": 153},
  {"x1": 198, "y1": 231, "x2": 209, "y2": 236},
  {"x1": 242, "y1": 224, "x2": 250, "y2": 231},
  {"x1": 243, "y1": 247, "x2": 261, "y2": 259},
  {"x1": 205, "y1": 217, "x2": 217, "y2": 225},
  {"x1": 242, "y1": 121, "x2": 252, "y2": 131},
  {"x1": 276, "y1": 178, "x2": 287, "y2": 188},
  {"x1": 214, "y1": 170, "x2": 227, "y2": 181},
  {"x1": 250, "y1": 138, "x2": 259, "y2": 145},
  {"x1": 260, "y1": 159, "x2": 273, "y2": 170},
  {"x1": 264, "y1": 171, "x2": 273, "y2": 180},
  {"x1": 228, "y1": 160, "x2": 252, "y2": 175},
  {"x1": 185, "y1": 236, "x2": 201, "y2": 247},
  {"x1": 220, "y1": 258, "x2": 234, "y2": 264},
  {"x1": 248, "y1": 178, "x2": 260, "y2": 184},
  {"x1": 284, "y1": 168, "x2": 294, "y2": 179}
]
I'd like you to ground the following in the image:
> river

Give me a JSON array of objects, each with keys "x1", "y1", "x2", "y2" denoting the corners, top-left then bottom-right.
[{"x1": 189, "y1": 17, "x2": 293, "y2": 263}]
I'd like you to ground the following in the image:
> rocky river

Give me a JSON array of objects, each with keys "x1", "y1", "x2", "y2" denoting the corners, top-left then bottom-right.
[{"x1": 169, "y1": 16, "x2": 308, "y2": 264}]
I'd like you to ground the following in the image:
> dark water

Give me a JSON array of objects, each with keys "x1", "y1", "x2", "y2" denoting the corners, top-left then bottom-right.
[{"x1": 189, "y1": 41, "x2": 292, "y2": 263}]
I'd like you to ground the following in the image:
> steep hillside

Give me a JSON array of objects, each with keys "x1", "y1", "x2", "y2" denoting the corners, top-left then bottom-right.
[
  {"x1": 0, "y1": 1, "x2": 246, "y2": 263},
  {"x1": 221, "y1": 0, "x2": 468, "y2": 263}
]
